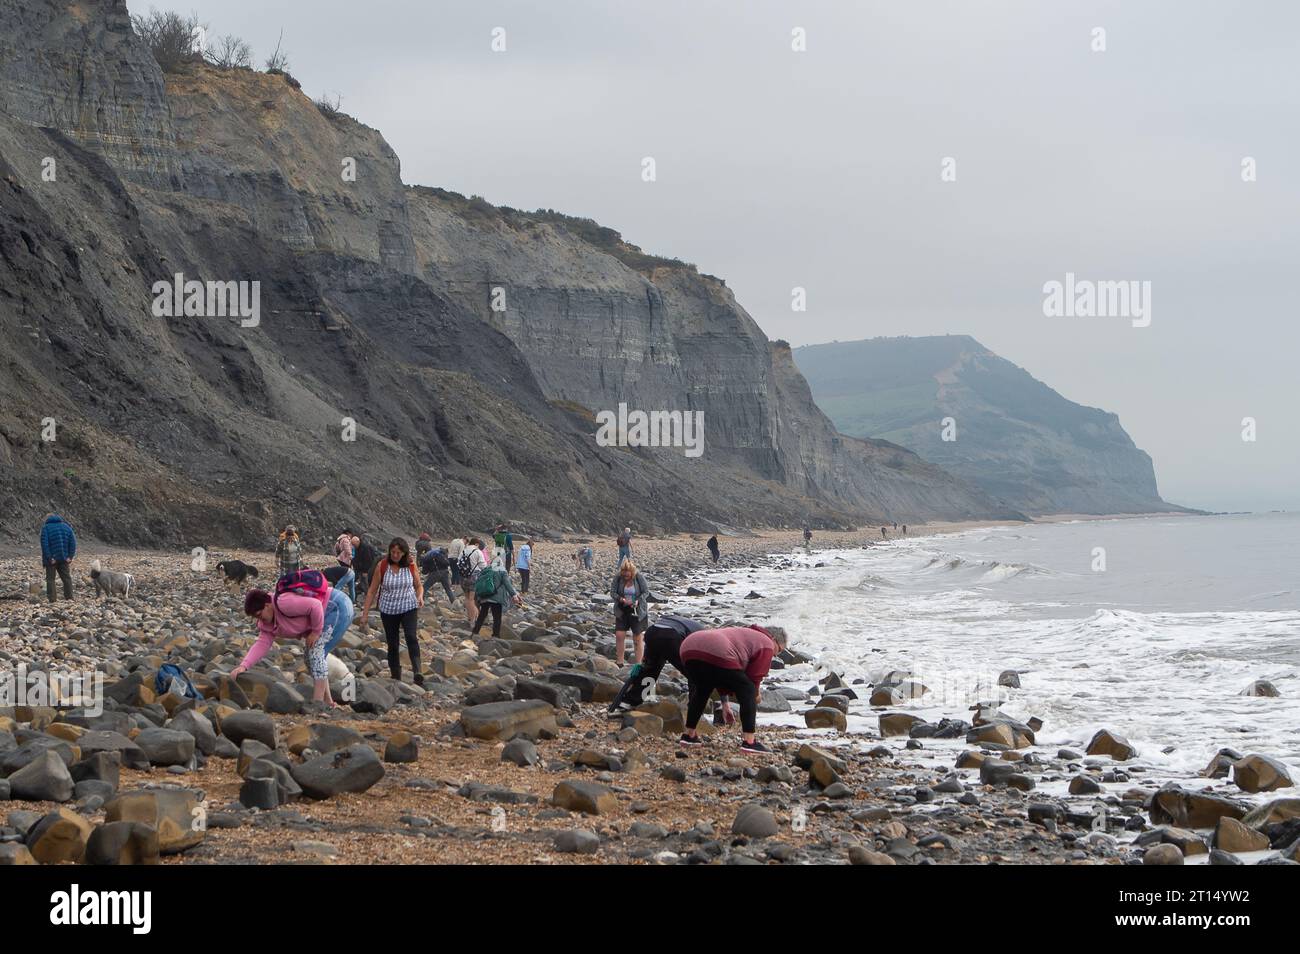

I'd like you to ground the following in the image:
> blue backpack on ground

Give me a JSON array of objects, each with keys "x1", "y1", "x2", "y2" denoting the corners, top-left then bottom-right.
[{"x1": 155, "y1": 663, "x2": 201, "y2": 700}]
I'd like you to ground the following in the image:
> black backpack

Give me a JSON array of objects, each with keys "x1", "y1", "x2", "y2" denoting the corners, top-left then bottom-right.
[{"x1": 456, "y1": 551, "x2": 474, "y2": 579}]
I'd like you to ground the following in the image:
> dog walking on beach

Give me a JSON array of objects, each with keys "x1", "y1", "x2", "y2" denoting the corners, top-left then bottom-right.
[{"x1": 90, "y1": 559, "x2": 133, "y2": 599}]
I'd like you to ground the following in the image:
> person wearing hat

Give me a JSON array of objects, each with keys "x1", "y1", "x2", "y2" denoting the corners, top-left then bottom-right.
[{"x1": 276, "y1": 525, "x2": 304, "y2": 577}]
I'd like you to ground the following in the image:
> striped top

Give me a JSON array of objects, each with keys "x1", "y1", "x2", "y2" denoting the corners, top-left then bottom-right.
[{"x1": 377, "y1": 562, "x2": 419, "y2": 615}]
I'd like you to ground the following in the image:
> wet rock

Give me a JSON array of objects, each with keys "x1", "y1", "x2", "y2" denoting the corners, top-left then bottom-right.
[
  {"x1": 1143, "y1": 843, "x2": 1183, "y2": 865},
  {"x1": 1086, "y1": 729, "x2": 1137, "y2": 761},
  {"x1": 998, "y1": 670, "x2": 1020, "y2": 688},
  {"x1": 1232, "y1": 754, "x2": 1293, "y2": 794},
  {"x1": 1149, "y1": 785, "x2": 1248, "y2": 829},
  {"x1": 85, "y1": 821, "x2": 161, "y2": 865},
  {"x1": 804, "y1": 707, "x2": 847, "y2": 731},
  {"x1": 292, "y1": 745, "x2": 385, "y2": 799},
  {"x1": 1241, "y1": 680, "x2": 1279, "y2": 697},
  {"x1": 1202, "y1": 747, "x2": 1244, "y2": 779},
  {"x1": 879, "y1": 713, "x2": 925, "y2": 737},
  {"x1": 1213, "y1": 816, "x2": 1270, "y2": 853},
  {"x1": 1069, "y1": 774, "x2": 1102, "y2": 795},
  {"x1": 1209, "y1": 848, "x2": 1244, "y2": 865},
  {"x1": 1241, "y1": 798, "x2": 1300, "y2": 829}
]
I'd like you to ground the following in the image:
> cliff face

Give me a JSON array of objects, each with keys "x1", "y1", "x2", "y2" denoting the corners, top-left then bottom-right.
[
  {"x1": 794, "y1": 336, "x2": 1182, "y2": 515},
  {"x1": 0, "y1": 0, "x2": 1014, "y2": 546}
]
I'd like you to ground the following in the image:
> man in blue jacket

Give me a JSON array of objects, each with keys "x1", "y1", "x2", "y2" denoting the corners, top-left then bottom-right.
[{"x1": 40, "y1": 513, "x2": 77, "y2": 602}]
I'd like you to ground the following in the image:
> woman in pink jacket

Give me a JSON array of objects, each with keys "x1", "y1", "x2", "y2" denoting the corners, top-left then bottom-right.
[
  {"x1": 678, "y1": 624, "x2": 788, "y2": 754},
  {"x1": 232, "y1": 588, "x2": 338, "y2": 707}
]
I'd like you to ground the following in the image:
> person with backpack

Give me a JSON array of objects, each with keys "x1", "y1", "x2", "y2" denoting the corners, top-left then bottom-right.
[
  {"x1": 351, "y1": 535, "x2": 377, "y2": 602},
  {"x1": 416, "y1": 532, "x2": 433, "y2": 562},
  {"x1": 707, "y1": 534, "x2": 720, "y2": 563},
  {"x1": 420, "y1": 544, "x2": 455, "y2": 604},
  {"x1": 360, "y1": 538, "x2": 425, "y2": 686},
  {"x1": 233, "y1": 576, "x2": 340, "y2": 707},
  {"x1": 333, "y1": 530, "x2": 356, "y2": 601},
  {"x1": 504, "y1": 527, "x2": 515, "y2": 572},
  {"x1": 617, "y1": 527, "x2": 633, "y2": 564},
  {"x1": 465, "y1": 538, "x2": 488, "y2": 629},
  {"x1": 472, "y1": 557, "x2": 523, "y2": 638},
  {"x1": 276, "y1": 525, "x2": 304, "y2": 576},
  {"x1": 448, "y1": 536, "x2": 465, "y2": 586},
  {"x1": 679, "y1": 624, "x2": 788, "y2": 754},
  {"x1": 610, "y1": 559, "x2": 650, "y2": 665},
  {"x1": 39, "y1": 513, "x2": 78, "y2": 603},
  {"x1": 515, "y1": 539, "x2": 532, "y2": 593}
]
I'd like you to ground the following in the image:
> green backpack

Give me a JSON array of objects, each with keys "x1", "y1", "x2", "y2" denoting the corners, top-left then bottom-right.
[{"x1": 474, "y1": 568, "x2": 501, "y2": 600}]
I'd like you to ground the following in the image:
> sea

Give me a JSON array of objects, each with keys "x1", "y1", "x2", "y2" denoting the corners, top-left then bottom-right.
[{"x1": 677, "y1": 512, "x2": 1300, "y2": 820}]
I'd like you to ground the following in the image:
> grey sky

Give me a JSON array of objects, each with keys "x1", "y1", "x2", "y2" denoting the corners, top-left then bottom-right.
[{"x1": 135, "y1": 0, "x2": 1300, "y2": 512}]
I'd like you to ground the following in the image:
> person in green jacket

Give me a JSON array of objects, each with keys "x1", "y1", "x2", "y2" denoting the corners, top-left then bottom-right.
[{"x1": 471, "y1": 557, "x2": 522, "y2": 639}]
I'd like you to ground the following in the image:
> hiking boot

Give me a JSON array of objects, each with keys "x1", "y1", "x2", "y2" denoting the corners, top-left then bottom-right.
[
  {"x1": 739, "y1": 739, "x2": 771, "y2": 754},
  {"x1": 413, "y1": 673, "x2": 425, "y2": 688},
  {"x1": 678, "y1": 733, "x2": 704, "y2": 747}
]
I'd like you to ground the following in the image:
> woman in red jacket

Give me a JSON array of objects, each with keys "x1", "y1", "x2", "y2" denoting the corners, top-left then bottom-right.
[{"x1": 678, "y1": 624, "x2": 788, "y2": 754}]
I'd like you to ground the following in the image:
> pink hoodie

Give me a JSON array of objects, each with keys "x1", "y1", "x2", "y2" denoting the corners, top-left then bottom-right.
[
  {"x1": 238, "y1": 592, "x2": 325, "y2": 669},
  {"x1": 679, "y1": 626, "x2": 776, "y2": 687}
]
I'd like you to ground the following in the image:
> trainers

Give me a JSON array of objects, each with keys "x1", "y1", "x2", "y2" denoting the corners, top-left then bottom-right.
[
  {"x1": 739, "y1": 739, "x2": 771, "y2": 754},
  {"x1": 678, "y1": 733, "x2": 704, "y2": 747}
]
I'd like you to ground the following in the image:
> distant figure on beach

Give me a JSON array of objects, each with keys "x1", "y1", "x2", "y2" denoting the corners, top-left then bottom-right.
[
  {"x1": 40, "y1": 513, "x2": 77, "y2": 603},
  {"x1": 333, "y1": 530, "x2": 356, "y2": 601},
  {"x1": 902, "y1": 524, "x2": 907, "y2": 537},
  {"x1": 275, "y1": 525, "x2": 303, "y2": 576},
  {"x1": 609, "y1": 614, "x2": 708, "y2": 711},
  {"x1": 420, "y1": 544, "x2": 454, "y2": 604},
  {"x1": 584, "y1": 545, "x2": 594, "y2": 569},
  {"x1": 802, "y1": 524, "x2": 812, "y2": 548},
  {"x1": 351, "y1": 535, "x2": 377, "y2": 601},
  {"x1": 678, "y1": 624, "x2": 788, "y2": 754},
  {"x1": 458, "y1": 537, "x2": 487, "y2": 624},
  {"x1": 471, "y1": 557, "x2": 523, "y2": 639},
  {"x1": 880, "y1": 526, "x2": 888, "y2": 540},
  {"x1": 617, "y1": 527, "x2": 633, "y2": 563},
  {"x1": 504, "y1": 527, "x2": 515, "y2": 572},
  {"x1": 707, "y1": 534, "x2": 720, "y2": 563},
  {"x1": 492, "y1": 525, "x2": 507, "y2": 562},
  {"x1": 516, "y1": 539, "x2": 532, "y2": 593},
  {"x1": 611, "y1": 558, "x2": 650, "y2": 665}
]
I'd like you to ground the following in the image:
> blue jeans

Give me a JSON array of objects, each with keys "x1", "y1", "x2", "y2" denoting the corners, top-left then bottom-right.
[
  {"x1": 336, "y1": 567, "x2": 356, "y2": 601},
  {"x1": 322, "y1": 587, "x2": 355, "y2": 656},
  {"x1": 618, "y1": 546, "x2": 630, "y2": 564}
]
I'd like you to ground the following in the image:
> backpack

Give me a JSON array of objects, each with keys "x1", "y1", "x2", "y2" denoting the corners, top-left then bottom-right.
[
  {"x1": 275, "y1": 568, "x2": 329, "y2": 612},
  {"x1": 155, "y1": 663, "x2": 201, "y2": 700},
  {"x1": 456, "y1": 551, "x2": 475, "y2": 579},
  {"x1": 474, "y1": 567, "x2": 501, "y2": 600}
]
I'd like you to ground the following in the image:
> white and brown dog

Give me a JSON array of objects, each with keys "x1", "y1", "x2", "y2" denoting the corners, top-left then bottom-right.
[{"x1": 90, "y1": 559, "x2": 133, "y2": 599}]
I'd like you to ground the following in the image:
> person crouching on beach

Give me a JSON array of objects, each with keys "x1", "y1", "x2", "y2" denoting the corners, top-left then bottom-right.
[
  {"x1": 611, "y1": 558, "x2": 650, "y2": 665},
  {"x1": 359, "y1": 537, "x2": 425, "y2": 686},
  {"x1": 678, "y1": 624, "x2": 787, "y2": 754},
  {"x1": 234, "y1": 588, "x2": 339, "y2": 707}
]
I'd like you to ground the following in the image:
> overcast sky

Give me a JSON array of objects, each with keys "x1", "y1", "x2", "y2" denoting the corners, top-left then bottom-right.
[{"x1": 135, "y1": 0, "x2": 1300, "y2": 512}]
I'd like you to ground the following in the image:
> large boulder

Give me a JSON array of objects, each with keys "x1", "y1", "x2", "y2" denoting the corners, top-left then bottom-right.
[
  {"x1": 1, "y1": 737, "x2": 76, "y2": 776},
  {"x1": 1232, "y1": 754, "x2": 1294, "y2": 794},
  {"x1": 133, "y1": 728, "x2": 195, "y2": 767},
  {"x1": 460, "y1": 700, "x2": 558, "y2": 741},
  {"x1": 291, "y1": 744, "x2": 385, "y2": 799},
  {"x1": 25, "y1": 807, "x2": 93, "y2": 864},
  {"x1": 1086, "y1": 729, "x2": 1137, "y2": 761},
  {"x1": 77, "y1": 730, "x2": 149, "y2": 769},
  {"x1": 879, "y1": 713, "x2": 925, "y2": 737},
  {"x1": 1241, "y1": 798, "x2": 1300, "y2": 829},
  {"x1": 384, "y1": 732, "x2": 419, "y2": 764},
  {"x1": 634, "y1": 699, "x2": 685, "y2": 735},
  {"x1": 287, "y1": 723, "x2": 365, "y2": 756},
  {"x1": 804, "y1": 707, "x2": 847, "y2": 731},
  {"x1": 219, "y1": 711, "x2": 278, "y2": 749},
  {"x1": 1213, "y1": 817, "x2": 1270, "y2": 854},
  {"x1": 167, "y1": 710, "x2": 218, "y2": 756},
  {"x1": 7, "y1": 750, "x2": 74, "y2": 802},
  {"x1": 85, "y1": 821, "x2": 161, "y2": 865},
  {"x1": 104, "y1": 789, "x2": 205, "y2": 854},
  {"x1": 552, "y1": 780, "x2": 617, "y2": 815},
  {"x1": 1149, "y1": 786, "x2": 1248, "y2": 829}
]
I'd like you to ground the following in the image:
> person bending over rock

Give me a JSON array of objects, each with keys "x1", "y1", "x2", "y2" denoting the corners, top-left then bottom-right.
[
  {"x1": 679, "y1": 624, "x2": 788, "y2": 754},
  {"x1": 609, "y1": 614, "x2": 708, "y2": 711},
  {"x1": 234, "y1": 587, "x2": 339, "y2": 707}
]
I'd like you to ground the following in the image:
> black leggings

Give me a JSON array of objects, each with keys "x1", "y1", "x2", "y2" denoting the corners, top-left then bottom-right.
[
  {"x1": 472, "y1": 601, "x2": 503, "y2": 638},
  {"x1": 381, "y1": 609, "x2": 420, "y2": 681},
  {"x1": 684, "y1": 660, "x2": 757, "y2": 733}
]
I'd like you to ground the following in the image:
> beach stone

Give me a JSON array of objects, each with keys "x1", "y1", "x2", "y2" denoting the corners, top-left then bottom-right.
[
  {"x1": 809, "y1": 757, "x2": 841, "y2": 789},
  {"x1": 1202, "y1": 747, "x2": 1244, "y2": 779},
  {"x1": 814, "y1": 694, "x2": 850, "y2": 715},
  {"x1": 622, "y1": 712, "x2": 666, "y2": 737},
  {"x1": 104, "y1": 789, "x2": 205, "y2": 853},
  {"x1": 1159, "y1": 827, "x2": 1207, "y2": 856},
  {"x1": 1241, "y1": 798, "x2": 1300, "y2": 829},
  {"x1": 288, "y1": 723, "x2": 365, "y2": 756},
  {"x1": 1209, "y1": 848, "x2": 1244, "y2": 866},
  {"x1": 1150, "y1": 786, "x2": 1248, "y2": 829},
  {"x1": 7, "y1": 750, "x2": 74, "y2": 802},
  {"x1": 756, "y1": 690, "x2": 791, "y2": 713},
  {"x1": 167, "y1": 709, "x2": 218, "y2": 756},
  {"x1": 384, "y1": 731, "x2": 419, "y2": 764},
  {"x1": 1241, "y1": 680, "x2": 1280, "y2": 697},
  {"x1": 879, "y1": 713, "x2": 924, "y2": 737},
  {"x1": 1069, "y1": 774, "x2": 1103, "y2": 795},
  {"x1": 955, "y1": 750, "x2": 986, "y2": 770},
  {"x1": 501, "y1": 738, "x2": 540, "y2": 767},
  {"x1": 133, "y1": 728, "x2": 195, "y2": 767},
  {"x1": 460, "y1": 700, "x2": 559, "y2": 741},
  {"x1": 85, "y1": 821, "x2": 161, "y2": 865},
  {"x1": 239, "y1": 776, "x2": 282, "y2": 810},
  {"x1": 25, "y1": 807, "x2": 93, "y2": 863},
  {"x1": 1143, "y1": 843, "x2": 1184, "y2": 865},
  {"x1": 1232, "y1": 754, "x2": 1293, "y2": 793},
  {"x1": 220, "y1": 710, "x2": 278, "y2": 748},
  {"x1": 0, "y1": 844, "x2": 37, "y2": 865},
  {"x1": 552, "y1": 780, "x2": 616, "y2": 815},
  {"x1": 554, "y1": 829, "x2": 600, "y2": 854},
  {"x1": 74, "y1": 779, "x2": 117, "y2": 802},
  {"x1": 731, "y1": 803, "x2": 779, "y2": 838},
  {"x1": 804, "y1": 707, "x2": 847, "y2": 731},
  {"x1": 980, "y1": 759, "x2": 1019, "y2": 786},
  {"x1": 794, "y1": 744, "x2": 847, "y2": 773},
  {"x1": 1087, "y1": 729, "x2": 1137, "y2": 761},
  {"x1": 998, "y1": 670, "x2": 1021, "y2": 688},
  {"x1": 291, "y1": 745, "x2": 385, "y2": 799},
  {"x1": 1, "y1": 736, "x2": 76, "y2": 775},
  {"x1": 849, "y1": 845, "x2": 897, "y2": 865},
  {"x1": 514, "y1": 678, "x2": 579, "y2": 709},
  {"x1": 1213, "y1": 816, "x2": 1270, "y2": 853},
  {"x1": 634, "y1": 699, "x2": 685, "y2": 735}
]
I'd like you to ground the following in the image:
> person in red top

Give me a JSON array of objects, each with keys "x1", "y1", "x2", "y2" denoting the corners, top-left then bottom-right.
[{"x1": 678, "y1": 623, "x2": 788, "y2": 753}]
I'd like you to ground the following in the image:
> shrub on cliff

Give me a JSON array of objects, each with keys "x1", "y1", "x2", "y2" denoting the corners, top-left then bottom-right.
[{"x1": 131, "y1": 9, "x2": 206, "y2": 73}]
